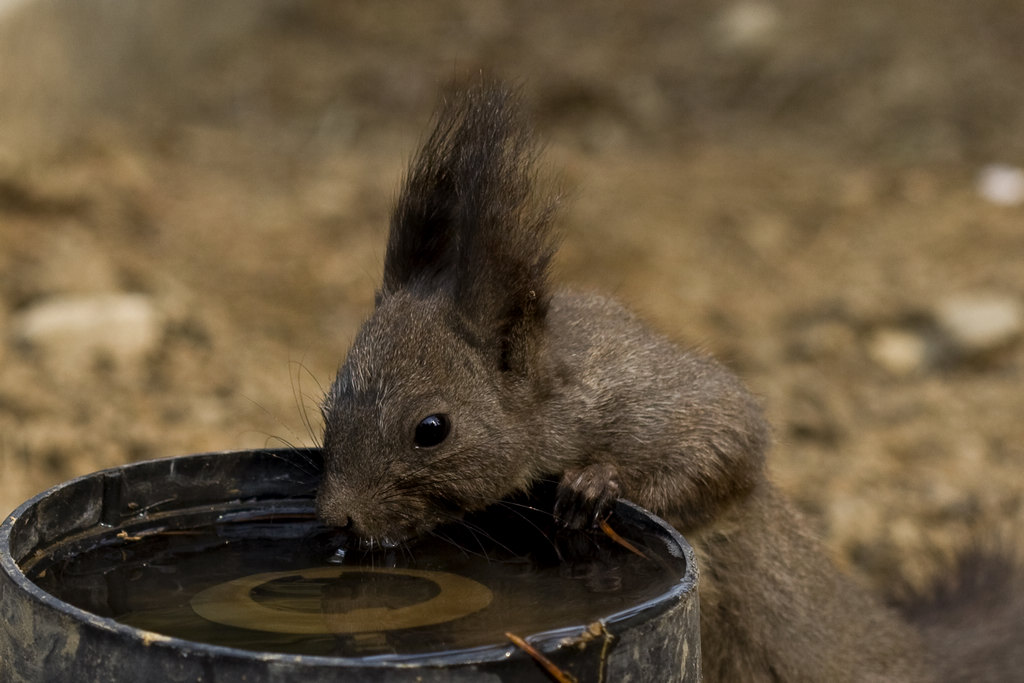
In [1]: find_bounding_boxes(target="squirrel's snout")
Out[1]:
[321,511,352,530]
[315,488,353,530]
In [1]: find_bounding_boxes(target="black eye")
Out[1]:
[414,414,451,449]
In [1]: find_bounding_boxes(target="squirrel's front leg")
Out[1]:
[554,462,622,529]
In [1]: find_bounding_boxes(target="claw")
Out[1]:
[554,463,621,530]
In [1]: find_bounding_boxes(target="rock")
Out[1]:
[934,293,1023,358]
[11,293,163,364]
[715,1,782,53]
[867,327,930,376]
[0,0,32,21]
[976,164,1024,206]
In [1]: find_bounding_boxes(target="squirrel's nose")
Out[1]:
[321,510,352,530]
[315,492,353,529]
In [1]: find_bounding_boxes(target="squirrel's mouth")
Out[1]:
[315,517,420,555]
[318,508,448,548]
[339,520,443,553]
[351,511,451,546]
[354,534,407,551]
[315,483,466,547]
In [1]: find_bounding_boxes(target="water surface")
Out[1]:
[29,503,687,657]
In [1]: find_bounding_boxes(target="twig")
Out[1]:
[598,519,649,560]
[505,631,578,683]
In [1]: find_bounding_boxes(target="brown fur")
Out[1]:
[317,79,1017,681]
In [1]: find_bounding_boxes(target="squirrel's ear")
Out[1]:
[382,79,560,374]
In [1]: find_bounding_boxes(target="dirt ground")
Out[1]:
[2,1,1022,598]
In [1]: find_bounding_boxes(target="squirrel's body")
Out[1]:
[541,292,931,681]
[317,80,1017,682]
[538,291,768,532]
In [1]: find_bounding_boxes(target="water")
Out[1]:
[27,502,687,658]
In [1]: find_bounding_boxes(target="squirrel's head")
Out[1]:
[316,80,559,543]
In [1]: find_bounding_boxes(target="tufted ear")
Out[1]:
[380,79,560,374]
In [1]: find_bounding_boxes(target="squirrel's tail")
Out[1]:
[893,546,1024,682]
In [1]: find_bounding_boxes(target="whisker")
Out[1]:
[260,443,324,482]
[240,393,313,452]
[290,358,328,447]
[428,521,499,562]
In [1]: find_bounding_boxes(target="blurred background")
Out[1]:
[1,0,1022,596]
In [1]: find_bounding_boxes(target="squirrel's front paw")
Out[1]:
[555,463,622,529]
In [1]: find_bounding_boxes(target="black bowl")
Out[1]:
[0,448,700,682]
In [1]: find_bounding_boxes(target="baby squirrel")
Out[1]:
[316,80,1015,682]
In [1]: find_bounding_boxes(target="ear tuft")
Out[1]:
[381,78,560,374]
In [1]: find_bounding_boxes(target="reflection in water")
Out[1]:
[192,567,492,634]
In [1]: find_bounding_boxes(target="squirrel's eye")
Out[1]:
[414,414,451,449]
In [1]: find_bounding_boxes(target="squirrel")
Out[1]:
[315,79,1021,682]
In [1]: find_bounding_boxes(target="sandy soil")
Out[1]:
[2,0,1022,597]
